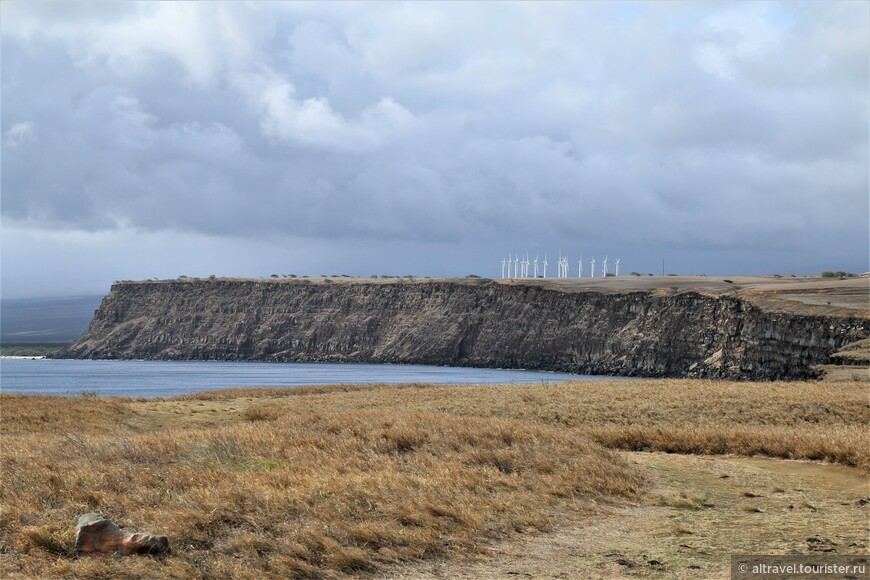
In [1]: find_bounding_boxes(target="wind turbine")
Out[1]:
[514,254,520,278]
[524,253,530,278]
[533,255,539,278]
[543,254,548,278]
[501,256,506,279]
[591,257,596,279]
[578,256,583,278]
[564,255,569,278]
[615,258,620,277]
[602,256,608,278]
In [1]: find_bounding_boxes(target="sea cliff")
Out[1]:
[58,279,869,379]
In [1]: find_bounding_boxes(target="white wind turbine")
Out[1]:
[590,257,596,278]
[615,258,620,277]
[514,254,520,278]
[501,256,506,279]
[543,254,548,278]
[602,256,608,278]
[578,256,583,278]
[533,255,539,278]
[524,253,530,278]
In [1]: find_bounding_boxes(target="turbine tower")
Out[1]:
[578,256,583,278]
[602,256,608,278]
[591,257,595,279]
[615,258,620,277]
[543,254,548,278]
[514,254,519,278]
[501,256,506,279]
[533,255,539,278]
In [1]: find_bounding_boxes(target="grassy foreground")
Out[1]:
[1,379,868,579]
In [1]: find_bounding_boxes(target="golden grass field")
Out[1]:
[1,378,868,579]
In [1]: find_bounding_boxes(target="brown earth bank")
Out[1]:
[1,379,867,579]
[57,277,869,380]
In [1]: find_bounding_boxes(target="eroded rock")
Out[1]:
[75,513,169,557]
[56,279,870,380]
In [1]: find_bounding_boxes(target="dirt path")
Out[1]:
[386,452,869,579]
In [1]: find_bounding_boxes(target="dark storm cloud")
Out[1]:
[1,1,868,296]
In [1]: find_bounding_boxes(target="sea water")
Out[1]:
[0,358,620,398]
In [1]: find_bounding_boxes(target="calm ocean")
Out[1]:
[0,359,618,398]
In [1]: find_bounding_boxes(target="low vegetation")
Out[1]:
[1,393,642,579]
[1,378,866,578]
[169,379,870,470]
[0,344,64,357]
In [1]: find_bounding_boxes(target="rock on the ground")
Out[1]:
[75,513,169,556]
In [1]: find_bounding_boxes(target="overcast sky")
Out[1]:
[2,1,868,298]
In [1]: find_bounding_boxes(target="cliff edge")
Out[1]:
[57,278,869,380]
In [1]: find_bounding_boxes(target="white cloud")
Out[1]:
[1,2,268,87]
[256,78,413,151]
[3,122,37,148]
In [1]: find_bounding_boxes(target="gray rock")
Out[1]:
[56,279,869,380]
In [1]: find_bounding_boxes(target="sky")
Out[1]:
[1,1,868,298]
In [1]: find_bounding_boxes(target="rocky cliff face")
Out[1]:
[58,279,869,379]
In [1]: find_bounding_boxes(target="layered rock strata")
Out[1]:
[58,279,869,380]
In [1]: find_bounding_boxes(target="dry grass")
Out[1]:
[0,395,131,436]
[0,396,642,579]
[163,379,870,469]
[1,377,867,578]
